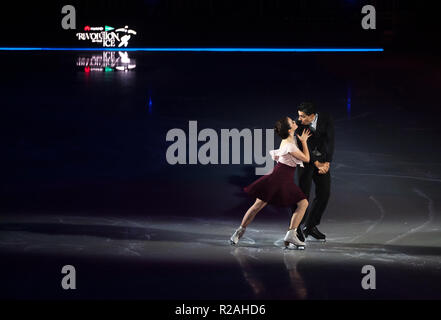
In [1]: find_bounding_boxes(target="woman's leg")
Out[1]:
[240,198,267,228]
[283,199,309,248]
[289,199,308,230]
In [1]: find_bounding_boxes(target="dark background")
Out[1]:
[1,1,441,217]
[0,0,439,51]
[1,1,441,301]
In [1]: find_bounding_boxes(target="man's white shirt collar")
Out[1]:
[310,113,318,130]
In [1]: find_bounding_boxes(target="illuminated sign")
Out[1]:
[76,25,137,47]
[76,51,136,72]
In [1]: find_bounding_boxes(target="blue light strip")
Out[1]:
[0,47,384,52]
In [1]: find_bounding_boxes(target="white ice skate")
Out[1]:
[283,228,306,250]
[230,226,246,245]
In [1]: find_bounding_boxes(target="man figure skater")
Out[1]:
[293,102,334,242]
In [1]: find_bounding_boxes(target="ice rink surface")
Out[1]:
[1,51,440,299]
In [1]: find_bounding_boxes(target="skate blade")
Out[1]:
[284,243,305,250]
[305,236,326,242]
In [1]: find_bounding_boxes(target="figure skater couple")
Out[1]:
[230,102,334,249]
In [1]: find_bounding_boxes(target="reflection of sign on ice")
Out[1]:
[76,25,137,47]
[115,52,135,71]
[76,51,136,72]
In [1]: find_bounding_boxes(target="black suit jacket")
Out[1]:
[295,112,335,164]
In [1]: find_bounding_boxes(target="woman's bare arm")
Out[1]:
[289,129,311,162]
[289,140,310,163]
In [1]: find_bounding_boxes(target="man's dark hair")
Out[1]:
[274,117,291,139]
[298,102,316,116]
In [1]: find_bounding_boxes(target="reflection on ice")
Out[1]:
[1,213,441,299]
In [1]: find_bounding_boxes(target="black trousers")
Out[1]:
[291,164,331,229]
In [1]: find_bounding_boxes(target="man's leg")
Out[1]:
[307,170,331,228]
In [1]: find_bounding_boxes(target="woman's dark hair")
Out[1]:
[297,102,316,116]
[274,117,291,139]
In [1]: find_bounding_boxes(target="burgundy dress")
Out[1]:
[243,140,307,207]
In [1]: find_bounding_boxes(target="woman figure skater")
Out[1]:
[230,116,311,249]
